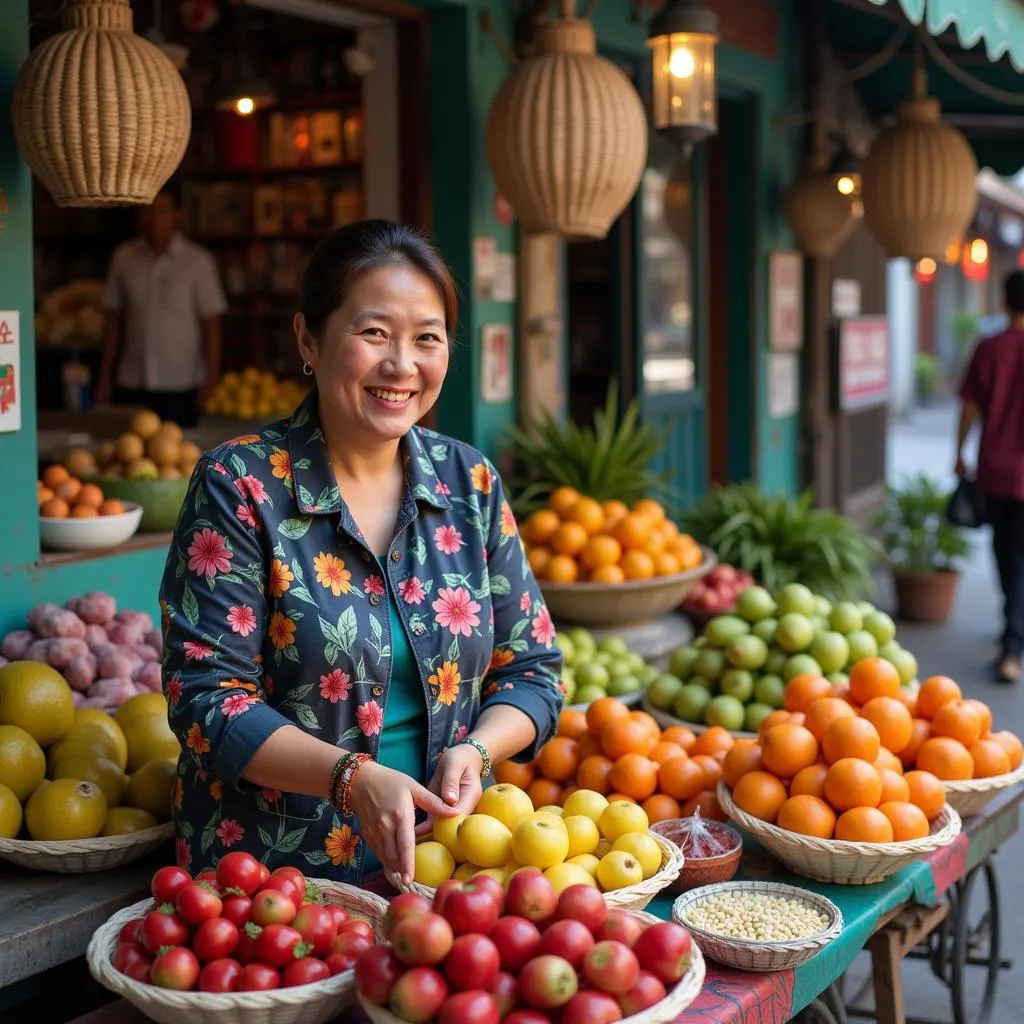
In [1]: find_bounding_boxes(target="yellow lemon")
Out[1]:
[0,782,23,838]
[102,807,159,836]
[599,801,649,843]
[544,862,598,893]
[457,814,513,868]
[125,759,177,822]
[432,813,467,862]
[414,841,456,887]
[526,810,564,827]
[613,833,663,879]
[0,724,46,802]
[114,692,168,731]
[454,862,482,882]
[71,710,128,771]
[0,662,75,747]
[50,754,127,808]
[563,814,600,858]
[562,789,609,825]
[567,853,600,877]
[25,779,107,841]
[536,805,564,818]
[511,816,570,870]
[122,715,179,773]
[475,784,535,833]
[596,850,644,892]
[473,866,507,884]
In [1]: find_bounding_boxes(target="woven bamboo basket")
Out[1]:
[717,781,961,885]
[672,881,843,972]
[640,693,757,741]
[357,909,706,1024]
[87,880,389,1024]
[0,822,172,873]
[390,830,684,912]
[942,764,1024,818]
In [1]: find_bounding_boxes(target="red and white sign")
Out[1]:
[769,250,803,351]
[839,316,889,411]
[0,311,20,432]
[481,324,512,404]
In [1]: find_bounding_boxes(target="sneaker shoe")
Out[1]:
[996,656,1021,683]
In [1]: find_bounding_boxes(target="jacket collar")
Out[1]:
[286,391,453,520]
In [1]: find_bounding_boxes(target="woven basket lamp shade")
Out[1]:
[484,2,649,240]
[861,70,977,262]
[12,0,192,208]
[783,153,862,258]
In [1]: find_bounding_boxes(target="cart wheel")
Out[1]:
[950,860,1001,1024]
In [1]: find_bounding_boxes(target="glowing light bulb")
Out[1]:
[836,175,855,196]
[669,46,696,79]
[969,238,989,264]
[235,96,255,116]
[918,258,936,276]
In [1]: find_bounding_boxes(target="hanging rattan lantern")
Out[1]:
[861,69,977,261]
[783,152,862,258]
[662,155,692,245]
[11,0,191,208]
[484,0,649,240]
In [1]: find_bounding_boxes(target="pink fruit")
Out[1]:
[389,967,448,1023]
[444,933,500,992]
[1,630,35,660]
[77,591,118,625]
[582,940,640,995]
[488,915,541,972]
[632,921,693,984]
[391,912,454,967]
[594,910,645,948]
[442,883,501,937]
[554,884,607,933]
[535,919,594,969]
[618,971,667,1015]
[487,971,519,1016]
[561,990,623,1024]
[505,869,557,925]
[64,654,98,692]
[437,991,501,1024]
[354,946,403,1005]
[383,892,433,938]
[518,955,578,1010]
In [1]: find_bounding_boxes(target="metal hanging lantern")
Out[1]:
[646,0,719,153]
[783,153,863,258]
[484,0,649,240]
[11,0,191,208]
[214,1,277,116]
[829,143,862,198]
[861,69,978,261]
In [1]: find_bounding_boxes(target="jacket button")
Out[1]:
[369,594,381,606]
[413,623,426,636]
[390,550,401,562]
[362,551,371,562]
[372,685,384,697]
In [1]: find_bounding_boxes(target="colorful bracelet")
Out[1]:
[328,752,371,811]
[340,753,373,816]
[457,737,492,780]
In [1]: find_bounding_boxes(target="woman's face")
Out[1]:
[296,264,450,446]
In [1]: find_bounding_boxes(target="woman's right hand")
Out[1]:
[348,761,459,885]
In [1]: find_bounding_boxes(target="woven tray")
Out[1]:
[641,693,758,741]
[942,764,1024,818]
[716,781,962,885]
[87,880,389,1024]
[0,822,173,873]
[357,908,706,1024]
[390,830,685,912]
[672,880,843,972]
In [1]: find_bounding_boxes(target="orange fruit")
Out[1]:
[548,486,581,518]
[803,698,856,742]
[40,497,71,518]
[559,785,578,806]
[612,513,651,551]
[873,748,904,775]
[37,486,55,505]
[642,793,682,823]
[566,497,605,535]
[823,758,883,811]
[550,522,589,557]
[860,696,914,755]
[42,464,70,489]
[649,741,687,766]
[630,711,661,741]
[849,657,901,704]
[576,754,615,794]
[620,549,656,580]
[527,546,553,576]
[544,555,580,582]
[99,498,125,516]
[578,733,603,760]
[915,737,973,781]
[691,726,736,757]
[527,777,564,808]
[777,795,836,839]
[658,757,705,802]
[732,771,789,823]
[900,719,932,768]
[879,801,930,841]
[537,737,581,782]
[641,532,666,558]
[608,753,659,800]
[558,709,589,741]
[494,759,535,789]
[691,754,723,790]
[992,730,1024,770]
[70,504,99,518]
[661,726,697,752]
[784,675,834,713]
[605,793,637,805]
[895,688,918,716]
[681,790,726,821]
[835,806,894,843]
[633,499,666,522]
[54,477,82,503]
[721,742,764,788]
[961,699,993,737]
[761,724,819,778]
[823,716,881,765]
[601,500,629,527]
[832,684,853,704]
[904,770,946,820]
[930,701,984,748]
[524,509,560,544]
[758,710,794,741]
[653,552,683,577]
[589,564,626,583]
[789,763,828,798]
[75,483,105,509]
[879,768,910,804]
[579,535,623,571]
[969,738,1011,779]
[601,718,655,759]
[916,676,962,720]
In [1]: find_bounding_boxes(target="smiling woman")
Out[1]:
[159,220,564,886]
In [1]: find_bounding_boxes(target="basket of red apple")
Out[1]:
[86,854,390,1024]
[681,564,756,627]
[355,873,706,1024]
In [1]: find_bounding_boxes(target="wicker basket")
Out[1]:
[357,909,706,1024]
[716,781,961,885]
[640,693,757,741]
[539,548,716,628]
[390,831,685,912]
[87,880,389,1024]
[672,881,843,972]
[942,765,1024,819]
[0,822,172,873]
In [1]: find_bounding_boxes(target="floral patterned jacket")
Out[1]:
[159,392,563,881]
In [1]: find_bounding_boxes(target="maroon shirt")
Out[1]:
[960,327,1024,500]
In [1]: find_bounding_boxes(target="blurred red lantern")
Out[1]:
[913,257,937,283]
[962,237,989,281]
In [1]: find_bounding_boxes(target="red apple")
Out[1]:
[437,990,501,1024]
[503,1012,551,1024]
[594,910,645,948]
[561,990,623,1024]
[518,954,578,1010]
[391,912,455,967]
[433,879,465,915]
[618,971,667,1015]
[488,916,542,972]
[554,884,608,934]
[330,931,373,958]
[442,884,501,937]
[469,875,506,911]
[444,933,500,991]
[536,919,594,969]
[383,892,433,939]
[389,966,449,1023]
[505,870,557,925]
[632,921,692,984]
[487,971,519,1017]
[583,940,640,995]
[354,945,404,1005]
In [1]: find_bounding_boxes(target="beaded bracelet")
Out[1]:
[456,737,492,780]
[340,753,373,816]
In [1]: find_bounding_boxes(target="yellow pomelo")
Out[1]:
[114,692,168,731]
[102,807,159,836]
[50,753,127,808]
[123,715,179,773]
[25,779,107,841]
[71,710,128,770]
[0,662,74,747]
[0,724,46,801]
[125,759,177,822]
[0,783,23,838]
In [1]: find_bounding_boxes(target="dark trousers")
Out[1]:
[113,386,201,428]
[987,495,1024,658]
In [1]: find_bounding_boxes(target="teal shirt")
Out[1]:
[363,557,428,875]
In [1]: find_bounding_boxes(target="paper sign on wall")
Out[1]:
[481,324,513,404]
[473,236,498,297]
[768,352,798,419]
[0,312,21,433]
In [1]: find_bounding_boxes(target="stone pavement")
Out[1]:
[841,401,1023,1023]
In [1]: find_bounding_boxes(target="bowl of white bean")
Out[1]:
[671,880,843,973]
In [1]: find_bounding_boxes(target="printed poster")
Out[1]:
[0,312,21,433]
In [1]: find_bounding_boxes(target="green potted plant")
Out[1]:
[915,352,940,406]
[873,474,971,623]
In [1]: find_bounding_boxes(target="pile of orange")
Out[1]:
[720,658,1024,844]
[496,696,736,824]
[521,488,703,585]
[38,465,125,519]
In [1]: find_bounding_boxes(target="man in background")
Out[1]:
[956,269,1024,683]
[97,182,227,427]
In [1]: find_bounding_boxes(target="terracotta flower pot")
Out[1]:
[892,568,960,624]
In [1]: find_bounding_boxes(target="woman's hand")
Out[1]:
[418,744,484,834]
[348,761,457,885]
